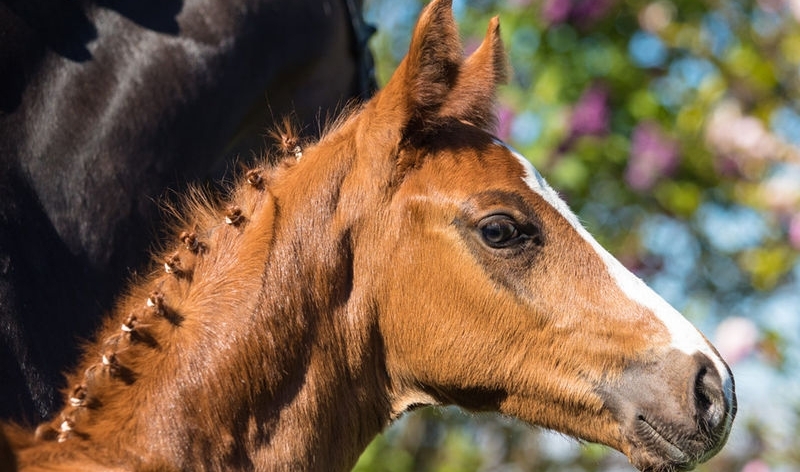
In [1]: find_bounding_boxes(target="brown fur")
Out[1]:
[1,1,733,471]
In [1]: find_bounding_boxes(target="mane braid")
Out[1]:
[30,155,282,452]
[24,110,358,454]
[262,102,362,167]
[268,115,304,160]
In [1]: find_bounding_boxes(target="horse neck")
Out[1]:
[29,144,391,471]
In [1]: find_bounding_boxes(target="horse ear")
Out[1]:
[439,16,508,131]
[367,0,462,133]
[355,0,506,175]
[403,0,462,123]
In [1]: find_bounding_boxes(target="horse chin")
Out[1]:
[624,414,706,472]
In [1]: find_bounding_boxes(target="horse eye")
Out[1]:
[479,215,522,248]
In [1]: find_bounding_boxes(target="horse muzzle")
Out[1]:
[599,350,736,472]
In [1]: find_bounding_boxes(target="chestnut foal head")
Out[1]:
[2,0,735,471]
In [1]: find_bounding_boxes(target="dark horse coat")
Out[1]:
[0,0,375,423]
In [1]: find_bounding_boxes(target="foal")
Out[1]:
[2,1,735,470]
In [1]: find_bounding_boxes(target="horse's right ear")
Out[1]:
[355,0,508,173]
[438,16,508,131]
[358,0,463,146]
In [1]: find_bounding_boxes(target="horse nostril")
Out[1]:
[694,363,726,434]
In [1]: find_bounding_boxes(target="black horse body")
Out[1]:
[0,0,375,423]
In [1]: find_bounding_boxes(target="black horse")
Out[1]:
[0,0,375,423]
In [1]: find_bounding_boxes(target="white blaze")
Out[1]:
[495,140,733,398]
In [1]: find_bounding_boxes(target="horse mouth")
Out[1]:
[632,415,699,472]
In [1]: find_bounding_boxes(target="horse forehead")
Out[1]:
[489,140,577,221]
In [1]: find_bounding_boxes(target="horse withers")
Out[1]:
[2,0,735,470]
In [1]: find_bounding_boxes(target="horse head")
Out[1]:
[337,1,735,469]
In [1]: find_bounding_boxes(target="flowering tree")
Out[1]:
[356,0,800,471]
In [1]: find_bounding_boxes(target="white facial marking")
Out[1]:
[494,140,733,396]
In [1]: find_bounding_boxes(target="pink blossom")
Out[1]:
[712,153,742,178]
[757,0,784,13]
[638,1,675,33]
[542,0,571,24]
[496,105,514,142]
[542,0,615,25]
[705,100,800,170]
[463,38,482,56]
[742,459,771,472]
[789,213,800,249]
[759,167,800,214]
[569,0,616,25]
[714,317,759,365]
[570,85,609,137]
[625,121,680,191]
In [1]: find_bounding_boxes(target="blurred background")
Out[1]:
[355,0,800,470]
